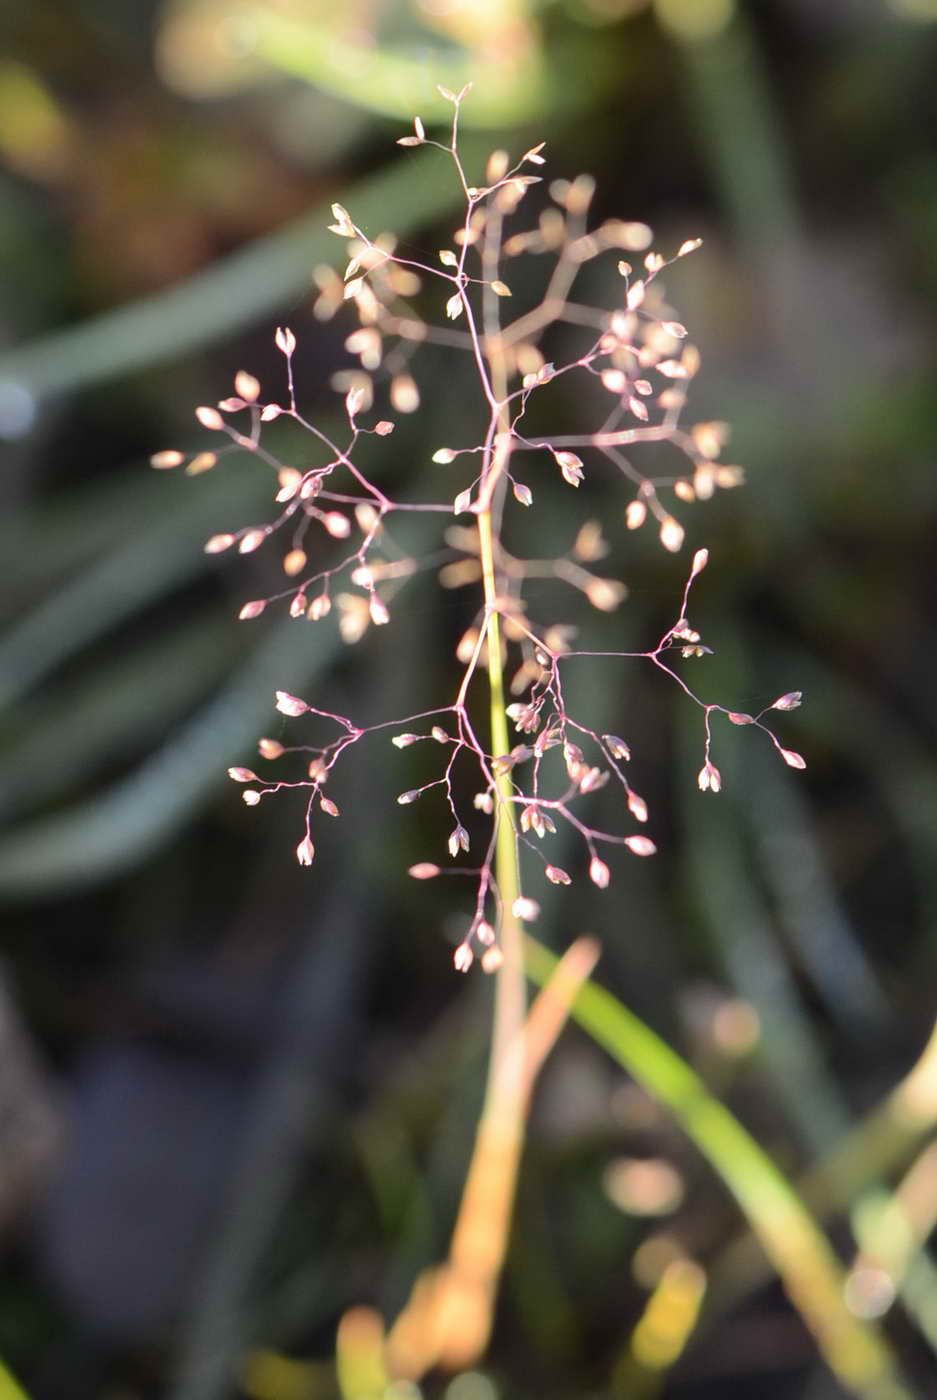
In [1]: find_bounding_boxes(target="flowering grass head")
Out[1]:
[153,85,803,971]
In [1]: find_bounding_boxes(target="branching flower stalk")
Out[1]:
[153,83,804,1367]
[153,85,803,958]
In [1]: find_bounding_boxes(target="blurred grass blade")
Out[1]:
[0,611,233,821]
[251,10,546,127]
[741,745,889,1033]
[524,936,911,1400]
[0,145,485,403]
[0,465,265,709]
[679,714,851,1157]
[0,1359,32,1400]
[0,619,341,898]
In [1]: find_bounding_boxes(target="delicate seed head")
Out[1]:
[727,711,753,726]
[476,921,496,947]
[307,593,331,621]
[369,595,390,626]
[242,789,261,806]
[296,835,315,866]
[195,406,224,430]
[432,447,456,464]
[625,835,657,856]
[780,748,807,769]
[185,452,217,477]
[481,946,503,974]
[390,375,420,413]
[228,767,257,782]
[659,517,685,553]
[283,549,307,577]
[289,593,307,618]
[323,512,351,538]
[275,691,308,717]
[698,761,722,793]
[586,578,626,612]
[772,691,803,711]
[626,500,647,530]
[579,766,609,794]
[204,533,236,554]
[589,857,611,889]
[275,326,297,355]
[238,529,266,554]
[545,865,572,885]
[486,148,509,181]
[397,789,419,805]
[454,944,474,973]
[603,734,631,761]
[554,451,584,487]
[235,370,260,403]
[238,600,266,620]
[150,450,184,469]
[258,738,284,760]
[409,863,440,880]
[628,792,648,823]
[512,896,540,922]
[320,798,339,817]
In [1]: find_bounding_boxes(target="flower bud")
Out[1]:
[481,946,504,974]
[408,863,440,880]
[275,691,308,717]
[779,748,806,769]
[545,865,572,885]
[589,857,611,889]
[454,944,474,973]
[698,761,722,793]
[625,835,656,857]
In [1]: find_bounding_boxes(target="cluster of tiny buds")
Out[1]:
[154,86,803,974]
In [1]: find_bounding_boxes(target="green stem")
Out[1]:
[478,491,526,1092]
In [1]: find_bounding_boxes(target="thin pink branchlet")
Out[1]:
[153,85,803,973]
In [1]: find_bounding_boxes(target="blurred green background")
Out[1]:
[2,1,937,1397]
